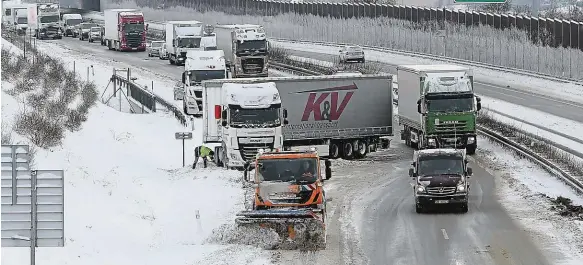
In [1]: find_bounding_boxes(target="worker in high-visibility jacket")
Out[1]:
[193,145,214,169]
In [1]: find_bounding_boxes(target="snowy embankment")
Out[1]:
[1,38,272,265]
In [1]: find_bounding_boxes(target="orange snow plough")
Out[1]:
[237,148,332,250]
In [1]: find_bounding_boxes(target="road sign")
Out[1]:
[1,145,65,265]
[454,0,506,3]
[175,132,193,140]
[175,132,193,167]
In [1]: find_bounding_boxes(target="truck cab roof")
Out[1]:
[223,82,280,108]
[185,50,225,70]
[415,149,466,159]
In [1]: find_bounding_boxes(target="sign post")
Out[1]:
[175,132,193,167]
[1,145,65,265]
[453,0,506,3]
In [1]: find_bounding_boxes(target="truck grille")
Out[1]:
[239,143,274,162]
[435,120,468,133]
[126,35,142,47]
[269,191,315,205]
[242,58,265,74]
[180,52,187,58]
[426,187,456,195]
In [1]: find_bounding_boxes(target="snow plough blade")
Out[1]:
[235,209,326,250]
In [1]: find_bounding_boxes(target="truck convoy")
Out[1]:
[181,50,227,116]
[397,65,481,154]
[410,149,472,213]
[28,3,62,39]
[76,22,98,40]
[214,24,268,78]
[202,75,393,169]
[236,148,331,250]
[61,13,82,37]
[165,20,204,65]
[103,9,147,51]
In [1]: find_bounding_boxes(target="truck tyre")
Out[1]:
[404,127,411,147]
[215,146,224,167]
[460,203,468,213]
[416,203,424,214]
[466,143,477,155]
[342,141,354,160]
[329,142,340,159]
[354,140,368,159]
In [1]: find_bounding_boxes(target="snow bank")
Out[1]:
[1,39,273,265]
[272,41,583,103]
[475,136,583,264]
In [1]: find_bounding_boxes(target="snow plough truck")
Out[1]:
[237,148,332,250]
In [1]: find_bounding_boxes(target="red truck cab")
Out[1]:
[118,11,147,51]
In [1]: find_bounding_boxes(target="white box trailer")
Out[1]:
[214,24,268,78]
[165,20,203,65]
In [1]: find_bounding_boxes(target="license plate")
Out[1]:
[132,48,137,50]
[434,200,449,204]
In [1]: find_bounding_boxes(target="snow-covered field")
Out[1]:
[476,137,583,265]
[1,38,272,265]
[104,0,583,80]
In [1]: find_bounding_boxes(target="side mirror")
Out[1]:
[325,160,332,180]
[221,109,227,118]
[221,120,227,126]
[476,96,482,111]
[181,72,186,84]
[283,109,288,118]
[467,167,473,176]
[283,119,289,125]
[416,99,422,114]
[409,168,415,177]
[146,24,149,30]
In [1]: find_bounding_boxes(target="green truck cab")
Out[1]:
[397,65,481,154]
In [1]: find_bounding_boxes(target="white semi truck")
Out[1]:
[202,75,394,169]
[11,5,28,34]
[2,0,22,26]
[28,3,62,39]
[214,24,268,78]
[165,20,204,65]
[181,49,228,116]
[61,13,82,37]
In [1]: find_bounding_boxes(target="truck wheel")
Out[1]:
[466,143,477,155]
[329,142,340,159]
[416,203,424,214]
[342,141,354,160]
[354,140,368,159]
[460,203,468,213]
[215,146,224,167]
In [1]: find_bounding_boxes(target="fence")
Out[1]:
[109,74,189,126]
[136,0,583,80]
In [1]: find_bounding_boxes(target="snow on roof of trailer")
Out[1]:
[424,72,472,93]
[398,64,470,72]
[167,20,202,24]
[216,24,262,29]
[119,11,143,16]
[107,8,137,11]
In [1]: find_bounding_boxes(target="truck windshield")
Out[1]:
[257,158,318,183]
[418,156,463,176]
[178,37,201,48]
[81,23,97,29]
[426,98,474,112]
[151,42,164,47]
[236,40,266,52]
[187,70,224,84]
[91,28,100,32]
[123,23,144,32]
[229,105,281,128]
[17,17,27,24]
[39,15,59,23]
[66,19,81,26]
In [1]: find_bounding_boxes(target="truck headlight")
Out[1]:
[428,138,436,147]
[416,186,425,193]
[467,136,475,144]
[457,185,466,193]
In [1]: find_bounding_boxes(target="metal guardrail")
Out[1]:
[110,74,157,112]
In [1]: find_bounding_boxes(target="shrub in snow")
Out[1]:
[1,31,99,148]
[111,0,583,80]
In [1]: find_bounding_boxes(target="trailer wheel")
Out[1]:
[342,141,354,160]
[329,142,341,159]
[355,140,368,159]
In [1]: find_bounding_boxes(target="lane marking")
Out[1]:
[441,228,449,240]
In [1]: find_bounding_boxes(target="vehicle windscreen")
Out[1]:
[236,40,266,52]
[347,46,362,52]
[229,104,281,128]
[39,15,59,23]
[66,18,82,26]
[151,42,163,48]
[91,27,100,32]
[17,17,27,24]
[417,156,464,177]
[81,23,97,29]
[187,70,224,84]
[123,23,144,32]
[426,97,474,112]
[177,37,201,48]
[257,158,318,183]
